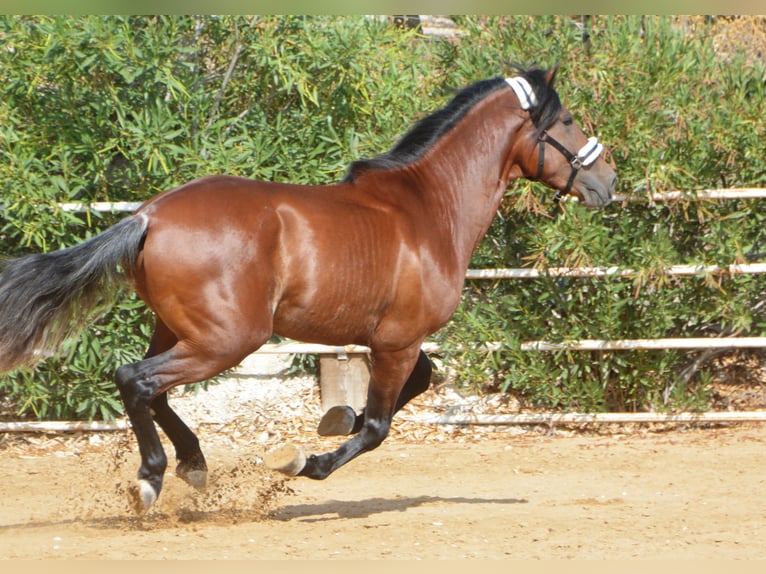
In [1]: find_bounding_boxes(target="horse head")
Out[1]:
[506,66,616,208]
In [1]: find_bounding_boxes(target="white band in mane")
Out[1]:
[505,76,537,110]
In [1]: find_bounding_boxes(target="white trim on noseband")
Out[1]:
[577,137,604,167]
[505,76,537,110]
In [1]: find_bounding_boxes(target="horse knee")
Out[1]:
[360,417,391,450]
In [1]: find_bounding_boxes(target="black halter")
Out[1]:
[536,132,604,203]
[537,132,580,203]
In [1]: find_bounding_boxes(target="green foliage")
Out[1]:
[0,16,764,418]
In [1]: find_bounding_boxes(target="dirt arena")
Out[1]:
[2,354,766,560]
[1,418,765,559]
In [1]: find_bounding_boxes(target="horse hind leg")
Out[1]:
[151,392,207,488]
[115,355,171,513]
[317,349,433,436]
[144,321,208,489]
[116,342,248,513]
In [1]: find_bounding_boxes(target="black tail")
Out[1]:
[0,215,149,373]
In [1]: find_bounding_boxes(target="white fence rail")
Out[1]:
[59,201,143,212]
[6,409,766,434]
[613,187,766,202]
[466,263,766,280]
[257,338,766,356]
[405,410,766,426]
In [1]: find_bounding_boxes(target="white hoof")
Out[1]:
[128,479,157,514]
[264,444,307,476]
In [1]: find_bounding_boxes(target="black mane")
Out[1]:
[343,66,562,182]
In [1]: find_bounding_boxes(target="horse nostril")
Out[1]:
[609,174,617,196]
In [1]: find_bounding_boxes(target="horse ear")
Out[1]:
[545,63,560,87]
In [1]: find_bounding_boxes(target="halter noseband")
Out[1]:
[506,76,604,203]
[537,133,604,202]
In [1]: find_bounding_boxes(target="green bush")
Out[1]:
[0,15,764,419]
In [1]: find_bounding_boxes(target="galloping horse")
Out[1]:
[0,65,616,513]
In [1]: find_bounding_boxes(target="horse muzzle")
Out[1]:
[574,170,617,208]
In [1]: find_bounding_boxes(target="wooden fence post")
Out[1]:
[318,352,370,414]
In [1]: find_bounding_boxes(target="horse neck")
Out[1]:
[410,92,524,267]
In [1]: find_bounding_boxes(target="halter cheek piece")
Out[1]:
[506,76,604,203]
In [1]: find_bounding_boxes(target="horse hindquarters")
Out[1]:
[117,265,277,512]
[119,213,282,512]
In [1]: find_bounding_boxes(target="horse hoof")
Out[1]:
[264,444,307,476]
[176,457,208,489]
[177,468,208,489]
[128,479,157,514]
[317,405,356,436]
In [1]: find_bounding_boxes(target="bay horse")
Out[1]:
[0,65,616,513]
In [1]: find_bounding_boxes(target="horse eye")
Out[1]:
[562,115,574,126]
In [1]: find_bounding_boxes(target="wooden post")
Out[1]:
[318,351,370,414]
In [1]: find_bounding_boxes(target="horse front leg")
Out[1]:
[266,345,422,479]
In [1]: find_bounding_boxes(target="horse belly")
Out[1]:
[271,277,385,346]
[271,244,442,349]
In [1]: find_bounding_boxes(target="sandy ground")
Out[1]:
[1,420,765,559]
[1,354,766,560]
